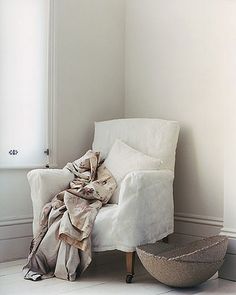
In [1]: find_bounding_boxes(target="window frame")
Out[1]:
[47,0,57,169]
[0,0,57,170]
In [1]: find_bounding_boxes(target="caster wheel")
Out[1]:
[126,274,133,283]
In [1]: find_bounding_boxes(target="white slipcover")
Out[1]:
[28,118,179,252]
[92,118,179,171]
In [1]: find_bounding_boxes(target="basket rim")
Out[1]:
[136,248,224,265]
[136,235,228,262]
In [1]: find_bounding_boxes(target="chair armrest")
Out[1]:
[27,168,74,236]
[116,170,174,250]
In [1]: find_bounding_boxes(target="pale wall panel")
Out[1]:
[125,0,231,219]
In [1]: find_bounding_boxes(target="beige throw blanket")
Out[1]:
[23,150,116,281]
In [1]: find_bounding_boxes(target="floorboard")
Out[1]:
[0,255,236,295]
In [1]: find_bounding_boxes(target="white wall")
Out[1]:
[55,0,125,167]
[218,0,236,278]
[219,4,236,278]
[125,0,235,233]
[222,0,236,234]
[0,0,125,262]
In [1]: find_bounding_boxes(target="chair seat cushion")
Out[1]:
[92,204,118,251]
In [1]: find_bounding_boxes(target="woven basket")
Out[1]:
[136,235,228,288]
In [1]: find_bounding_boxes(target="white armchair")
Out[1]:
[28,118,179,283]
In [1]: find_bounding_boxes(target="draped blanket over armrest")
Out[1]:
[23,150,116,281]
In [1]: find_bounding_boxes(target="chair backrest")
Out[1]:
[92,118,180,171]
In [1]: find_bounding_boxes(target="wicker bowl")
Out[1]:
[136,235,228,288]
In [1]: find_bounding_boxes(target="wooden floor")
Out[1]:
[1,253,236,295]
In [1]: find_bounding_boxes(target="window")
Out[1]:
[0,0,52,168]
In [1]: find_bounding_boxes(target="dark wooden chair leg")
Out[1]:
[126,251,135,283]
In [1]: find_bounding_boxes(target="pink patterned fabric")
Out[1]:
[23,150,116,281]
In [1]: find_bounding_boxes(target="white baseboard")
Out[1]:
[0,212,223,262]
[0,236,32,263]
[171,212,223,245]
[0,216,33,263]
[174,212,223,227]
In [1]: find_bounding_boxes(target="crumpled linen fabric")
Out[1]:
[23,150,116,281]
